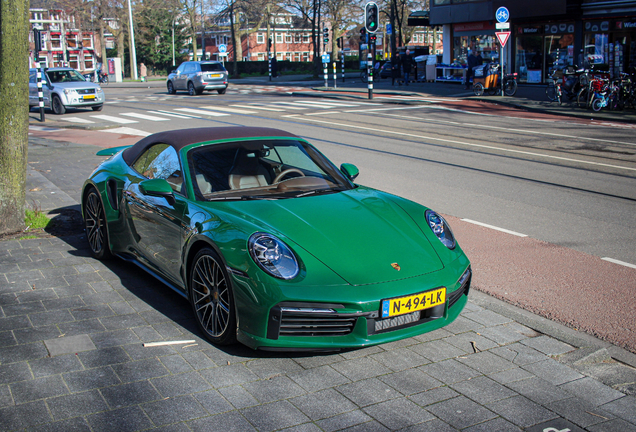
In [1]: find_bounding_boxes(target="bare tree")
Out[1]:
[0,0,30,234]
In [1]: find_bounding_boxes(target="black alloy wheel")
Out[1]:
[84,189,112,260]
[188,82,196,96]
[167,81,176,95]
[189,248,237,345]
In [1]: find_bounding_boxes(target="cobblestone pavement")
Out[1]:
[1,139,635,431]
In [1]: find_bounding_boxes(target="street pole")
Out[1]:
[172,19,175,67]
[201,1,206,60]
[126,0,138,80]
[367,52,373,99]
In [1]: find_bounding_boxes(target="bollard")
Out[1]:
[333,62,337,89]
[268,56,272,81]
[341,53,345,83]
[323,63,328,88]
[367,53,373,100]
[37,62,45,122]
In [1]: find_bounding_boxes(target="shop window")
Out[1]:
[515,35,543,83]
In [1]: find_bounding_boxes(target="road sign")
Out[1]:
[386,23,392,34]
[322,53,330,64]
[218,44,227,53]
[495,22,510,30]
[495,6,509,23]
[496,31,511,47]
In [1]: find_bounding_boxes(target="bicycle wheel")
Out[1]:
[360,71,367,82]
[577,88,589,109]
[504,79,517,96]
[592,98,604,112]
[101,75,109,86]
[546,83,557,101]
[556,84,562,105]
[473,83,484,96]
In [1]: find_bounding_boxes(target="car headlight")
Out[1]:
[96,86,102,92]
[248,233,299,280]
[63,88,76,95]
[425,210,456,249]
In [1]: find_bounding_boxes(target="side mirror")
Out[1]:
[140,178,175,205]
[340,163,359,182]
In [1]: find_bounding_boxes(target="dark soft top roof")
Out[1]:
[121,127,299,165]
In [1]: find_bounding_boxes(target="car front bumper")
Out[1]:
[60,91,105,107]
[233,263,471,350]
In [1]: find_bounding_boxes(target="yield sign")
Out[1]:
[496,31,511,47]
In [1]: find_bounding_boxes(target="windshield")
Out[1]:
[46,69,87,83]
[188,139,354,201]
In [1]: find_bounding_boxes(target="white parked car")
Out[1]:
[29,67,106,114]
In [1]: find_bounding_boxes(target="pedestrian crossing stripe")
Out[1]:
[120,112,170,121]
[100,127,151,137]
[90,115,138,124]
[59,117,94,124]
[174,108,230,117]
[231,104,285,112]
[200,106,257,114]
[148,110,194,119]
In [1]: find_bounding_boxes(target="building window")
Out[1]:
[257,33,264,44]
[82,33,93,49]
[294,33,301,43]
[285,33,292,43]
[276,33,282,43]
[303,34,310,43]
[303,52,309,62]
[66,33,79,48]
[258,53,265,61]
[51,33,62,49]
[84,53,94,70]
[294,52,300,61]
[69,53,79,69]
[285,52,292,60]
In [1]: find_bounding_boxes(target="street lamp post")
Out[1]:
[126,0,138,79]
[172,19,175,67]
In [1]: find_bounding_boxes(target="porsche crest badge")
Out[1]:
[391,263,401,271]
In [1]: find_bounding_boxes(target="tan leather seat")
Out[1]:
[228,150,271,190]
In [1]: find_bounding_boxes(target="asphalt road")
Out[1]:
[28,81,636,352]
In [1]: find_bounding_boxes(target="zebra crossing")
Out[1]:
[60,100,387,127]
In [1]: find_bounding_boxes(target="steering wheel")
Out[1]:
[274,168,305,183]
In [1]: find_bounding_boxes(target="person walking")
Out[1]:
[391,55,401,86]
[465,50,478,89]
[401,50,414,85]
[139,63,147,82]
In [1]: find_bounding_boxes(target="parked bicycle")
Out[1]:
[83,70,109,86]
[473,64,518,96]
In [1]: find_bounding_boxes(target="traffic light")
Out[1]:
[370,34,377,44]
[365,2,379,33]
[323,27,329,43]
[267,38,272,50]
[337,37,341,48]
[33,29,42,51]
[360,27,366,41]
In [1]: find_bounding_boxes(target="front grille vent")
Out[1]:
[279,309,357,337]
[77,88,96,94]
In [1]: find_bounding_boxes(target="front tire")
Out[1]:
[577,88,589,109]
[473,83,484,96]
[167,81,176,95]
[84,188,112,260]
[91,105,103,111]
[504,79,517,96]
[189,248,237,345]
[51,95,66,115]
[546,83,557,101]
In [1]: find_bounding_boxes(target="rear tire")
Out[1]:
[473,83,484,96]
[91,105,103,111]
[577,88,589,109]
[592,98,603,112]
[546,83,557,101]
[84,188,112,260]
[217,88,226,95]
[188,82,197,96]
[504,79,517,96]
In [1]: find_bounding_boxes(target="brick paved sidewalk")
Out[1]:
[0,155,635,431]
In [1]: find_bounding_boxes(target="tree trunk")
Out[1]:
[0,0,30,234]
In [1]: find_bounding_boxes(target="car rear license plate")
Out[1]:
[83,95,95,100]
[381,287,446,318]
[208,73,222,78]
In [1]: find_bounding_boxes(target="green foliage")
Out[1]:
[135,5,189,74]
[25,208,51,230]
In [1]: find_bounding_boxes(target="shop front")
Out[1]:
[452,22,497,65]
[582,18,636,77]
[514,22,575,83]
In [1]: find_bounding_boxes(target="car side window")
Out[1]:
[29,72,37,83]
[176,63,186,74]
[184,63,196,74]
[132,144,184,195]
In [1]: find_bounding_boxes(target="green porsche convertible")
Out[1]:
[82,127,471,350]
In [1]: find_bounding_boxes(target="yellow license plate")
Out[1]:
[209,73,221,78]
[381,287,446,318]
[83,95,95,100]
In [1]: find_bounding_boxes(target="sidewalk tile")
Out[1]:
[522,358,584,385]
[86,406,153,432]
[194,389,234,415]
[43,333,94,356]
[409,386,459,407]
[560,377,626,406]
[290,388,357,421]
[462,309,512,326]
[200,363,259,388]
[547,397,616,428]
[240,400,310,432]
[152,371,211,398]
[182,350,218,369]
[142,394,208,425]
[218,384,259,409]
[336,378,402,407]
[28,309,74,327]
[599,396,636,424]
[443,331,499,352]
[488,367,534,384]
[370,347,430,371]
[506,376,572,405]
[442,316,485,334]
[28,416,92,432]
[89,328,140,348]
[0,400,52,429]
[487,395,558,428]
[450,376,517,404]
[587,418,636,432]
[2,301,46,317]
[0,331,16,347]
[0,315,31,331]
[330,356,392,381]
[111,357,169,382]
[0,341,48,363]
[99,313,148,331]
[288,364,350,392]
[47,389,109,420]
[426,395,498,429]
[521,335,575,356]
[455,351,516,374]
[401,418,460,431]
[245,357,303,379]
[491,343,550,365]
[70,304,115,321]
[29,353,83,378]
[58,318,106,336]
[100,380,162,409]
[63,366,121,392]
[419,358,481,385]
[379,368,443,396]
[409,339,466,362]
[363,397,435,430]
[10,375,68,404]
[242,375,306,403]
[42,296,85,311]
[187,411,256,432]
[54,283,94,297]
[315,409,372,432]
[462,417,522,432]
[0,362,33,384]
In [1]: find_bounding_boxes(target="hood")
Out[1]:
[50,82,102,91]
[221,187,444,285]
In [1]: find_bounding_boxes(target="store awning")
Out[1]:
[408,11,430,27]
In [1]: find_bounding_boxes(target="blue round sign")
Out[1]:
[218,44,227,53]
[495,7,509,23]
